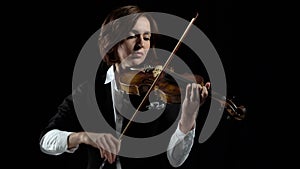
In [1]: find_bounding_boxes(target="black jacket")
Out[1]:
[40,61,180,169]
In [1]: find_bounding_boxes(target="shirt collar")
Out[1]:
[104,65,115,84]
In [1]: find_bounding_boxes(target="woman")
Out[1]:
[40,5,210,169]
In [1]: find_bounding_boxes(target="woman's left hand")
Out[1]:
[179,82,210,133]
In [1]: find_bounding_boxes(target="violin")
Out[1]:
[118,65,246,121]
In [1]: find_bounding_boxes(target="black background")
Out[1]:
[12,0,279,168]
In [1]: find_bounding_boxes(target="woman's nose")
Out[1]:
[136,35,144,48]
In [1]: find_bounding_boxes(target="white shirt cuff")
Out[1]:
[40,129,78,155]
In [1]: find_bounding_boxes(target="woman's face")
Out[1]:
[118,16,151,69]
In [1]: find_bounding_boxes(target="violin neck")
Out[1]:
[164,69,196,84]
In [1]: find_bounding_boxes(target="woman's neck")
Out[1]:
[115,63,125,74]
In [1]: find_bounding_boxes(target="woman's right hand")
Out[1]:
[68,132,121,164]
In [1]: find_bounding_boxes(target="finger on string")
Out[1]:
[185,83,192,101]
[195,84,200,101]
[191,83,197,102]
[205,82,211,90]
[202,85,208,99]
[191,83,199,102]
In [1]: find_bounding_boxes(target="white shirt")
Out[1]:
[40,65,195,167]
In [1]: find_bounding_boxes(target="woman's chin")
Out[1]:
[130,60,144,67]
[120,58,145,69]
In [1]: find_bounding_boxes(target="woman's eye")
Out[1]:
[143,37,150,41]
[127,35,137,39]
[126,34,151,41]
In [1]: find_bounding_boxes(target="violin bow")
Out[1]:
[120,13,199,140]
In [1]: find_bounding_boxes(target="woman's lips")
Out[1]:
[133,52,144,57]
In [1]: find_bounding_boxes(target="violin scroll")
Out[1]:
[223,97,246,121]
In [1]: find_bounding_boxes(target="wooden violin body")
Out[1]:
[119,67,181,104]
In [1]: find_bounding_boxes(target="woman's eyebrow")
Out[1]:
[130,30,151,35]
